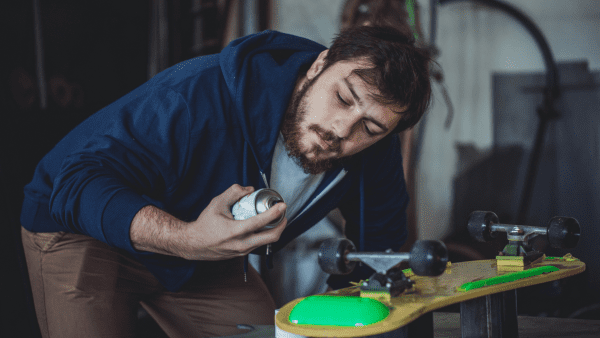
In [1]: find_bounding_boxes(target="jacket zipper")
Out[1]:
[260,171,273,259]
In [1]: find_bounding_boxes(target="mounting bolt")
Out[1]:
[508,226,526,241]
[510,227,525,236]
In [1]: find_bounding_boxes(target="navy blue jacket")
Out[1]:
[21,30,409,292]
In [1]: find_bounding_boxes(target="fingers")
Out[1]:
[219,184,255,209]
[239,214,288,252]
[240,202,287,233]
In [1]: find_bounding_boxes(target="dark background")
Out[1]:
[1,1,150,337]
[0,1,267,336]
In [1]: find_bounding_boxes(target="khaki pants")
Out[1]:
[21,227,276,338]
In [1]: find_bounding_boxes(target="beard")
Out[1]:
[280,74,356,175]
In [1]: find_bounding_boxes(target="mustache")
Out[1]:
[308,124,342,153]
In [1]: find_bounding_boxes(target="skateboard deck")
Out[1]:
[275,255,585,337]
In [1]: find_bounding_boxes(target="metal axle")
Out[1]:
[490,223,547,244]
[346,251,411,274]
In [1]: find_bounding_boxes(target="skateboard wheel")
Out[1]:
[547,216,581,249]
[468,211,499,242]
[318,238,356,275]
[409,240,449,276]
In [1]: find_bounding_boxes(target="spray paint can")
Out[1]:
[231,188,285,230]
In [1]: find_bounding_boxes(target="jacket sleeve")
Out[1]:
[327,133,409,289]
[49,86,191,253]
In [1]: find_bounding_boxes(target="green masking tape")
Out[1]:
[289,295,389,327]
[458,265,559,292]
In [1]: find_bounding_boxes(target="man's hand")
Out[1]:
[182,184,287,260]
[130,184,287,261]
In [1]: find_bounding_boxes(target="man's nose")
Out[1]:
[332,112,360,140]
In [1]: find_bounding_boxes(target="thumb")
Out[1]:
[243,202,287,232]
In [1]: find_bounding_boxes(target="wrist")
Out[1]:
[130,205,189,258]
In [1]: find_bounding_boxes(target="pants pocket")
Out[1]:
[21,227,66,252]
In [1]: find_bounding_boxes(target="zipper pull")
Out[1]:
[266,245,274,269]
[243,255,248,282]
[260,171,270,189]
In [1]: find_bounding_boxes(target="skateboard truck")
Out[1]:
[464,211,582,338]
[318,239,448,299]
[468,211,581,266]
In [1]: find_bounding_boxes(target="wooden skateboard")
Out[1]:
[275,255,585,337]
[276,212,584,337]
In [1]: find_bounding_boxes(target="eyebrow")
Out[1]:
[344,77,362,104]
[343,77,389,134]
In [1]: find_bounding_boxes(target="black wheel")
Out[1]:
[409,240,449,277]
[318,238,356,275]
[547,217,581,249]
[467,211,499,242]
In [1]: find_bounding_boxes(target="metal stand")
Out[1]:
[407,311,434,338]
[460,291,518,338]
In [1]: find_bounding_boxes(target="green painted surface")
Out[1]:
[406,0,419,40]
[289,295,390,327]
[458,266,560,292]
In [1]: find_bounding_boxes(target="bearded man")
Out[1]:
[20,25,431,337]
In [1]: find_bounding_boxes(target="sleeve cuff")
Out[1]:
[101,189,154,254]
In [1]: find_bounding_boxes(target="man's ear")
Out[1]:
[306,50,328,81]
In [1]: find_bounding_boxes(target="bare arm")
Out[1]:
[129,184,287,261]
[130,205,187,257]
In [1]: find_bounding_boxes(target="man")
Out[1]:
[21,25,431,337]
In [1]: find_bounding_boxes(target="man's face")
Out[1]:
[281,51,405,175]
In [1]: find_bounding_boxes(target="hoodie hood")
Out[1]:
[219,30,326,172]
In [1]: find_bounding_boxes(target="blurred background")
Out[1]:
[1,0,599,337]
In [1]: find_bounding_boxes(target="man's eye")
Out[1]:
[337,93,350,106]
[363,122,376,136]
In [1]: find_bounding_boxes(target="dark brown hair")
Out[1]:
[323,25,432,133]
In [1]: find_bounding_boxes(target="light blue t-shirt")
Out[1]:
[270,133,325,222]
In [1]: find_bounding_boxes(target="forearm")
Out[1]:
[130,205,188,258]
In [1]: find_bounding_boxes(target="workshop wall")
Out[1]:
[416,0,600,316]
[272,0,345,47]
[415,0,600,241]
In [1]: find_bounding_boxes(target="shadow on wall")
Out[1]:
[448,144,524,260]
